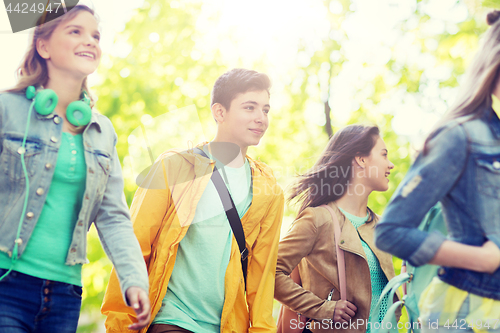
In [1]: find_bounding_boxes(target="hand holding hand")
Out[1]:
[126,286,151,331]
[333,300,357,323]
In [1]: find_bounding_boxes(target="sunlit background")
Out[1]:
[0,0,495,331]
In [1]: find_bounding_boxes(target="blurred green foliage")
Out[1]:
[77,0,491,331]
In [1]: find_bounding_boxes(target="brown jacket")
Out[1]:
[275,202,400,333]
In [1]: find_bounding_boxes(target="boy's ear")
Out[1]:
[211,103,226,123]
[36,39,50,59]
[354,156,366,169]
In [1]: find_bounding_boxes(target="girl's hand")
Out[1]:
[126,286,151,330]
[481,241,500,274]
[333,300,357,323]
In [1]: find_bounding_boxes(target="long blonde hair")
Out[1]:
[4,5,98,107]
[424,10,500,153]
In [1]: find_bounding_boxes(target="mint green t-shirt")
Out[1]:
[152,155,252,333]
[0,132,86,286]
[338,208,389,333]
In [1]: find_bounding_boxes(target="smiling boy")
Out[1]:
[102,69,285,333]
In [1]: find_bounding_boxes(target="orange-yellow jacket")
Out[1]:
[101,146,284,333]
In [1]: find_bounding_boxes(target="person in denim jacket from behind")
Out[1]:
[375,11,500,333]
[0,5,149,332]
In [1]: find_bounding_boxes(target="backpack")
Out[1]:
[372,202,447,333]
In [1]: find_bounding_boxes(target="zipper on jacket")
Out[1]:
[327,288,335,301]
[340,245,373,306]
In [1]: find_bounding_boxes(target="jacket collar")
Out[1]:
[88,112,102,132]
[35,109,102,132]
[485,107,500,140]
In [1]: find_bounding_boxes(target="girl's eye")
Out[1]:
[71,29,80,34]
[245,106,254,110]
[94,35,100,41]
[263,109,270,114]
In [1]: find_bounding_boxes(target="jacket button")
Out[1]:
[70,248,77,253]
[36,188,44,195]
[26,212,34,219]
[17,147,25,155]
[50,136,58,143]
[54,117,61,124]
[438,268,445,276]
[45,163,52,169]
[493,161,500,170]
[89,168,94,174]
[77,221,83,226]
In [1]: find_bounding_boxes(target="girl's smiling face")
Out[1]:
[361,136,395,192]
[37,10,101,81]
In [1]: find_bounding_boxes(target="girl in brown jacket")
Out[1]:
[275,125,399,333]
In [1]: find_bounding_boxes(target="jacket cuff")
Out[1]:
[407,231,446,267]
[310,300,337,320]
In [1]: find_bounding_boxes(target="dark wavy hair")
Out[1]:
[289,125,380,216]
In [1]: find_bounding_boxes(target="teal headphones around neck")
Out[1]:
[26,85,92,127]
[0,86,93,282]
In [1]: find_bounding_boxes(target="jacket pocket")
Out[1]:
[95,151,111,175]
[476,154,500,198]
[1,138,42,181]
[93,151,111,198]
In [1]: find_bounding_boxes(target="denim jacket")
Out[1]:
[375,107,500,300]
[0,92,148,299]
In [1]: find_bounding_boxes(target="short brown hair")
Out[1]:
[211,68,271,110]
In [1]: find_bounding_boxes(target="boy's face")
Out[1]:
[217,89,270,149]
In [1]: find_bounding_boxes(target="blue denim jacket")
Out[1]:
[0,92,148,299]
[375,107,500,300]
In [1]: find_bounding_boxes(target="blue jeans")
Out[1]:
[0,268,82,333]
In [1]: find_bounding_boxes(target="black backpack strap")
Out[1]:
[194,147,248,287]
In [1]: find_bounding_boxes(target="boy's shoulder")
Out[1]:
[156,147,198,167]
[247,155,283,197]
[247,156,275,179]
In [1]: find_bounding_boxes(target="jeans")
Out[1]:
[0,268,82,333]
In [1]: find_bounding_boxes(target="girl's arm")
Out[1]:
[375,124,470,267]
[93,134,149,300]
[275,207,338,320]
[429,240,500,273]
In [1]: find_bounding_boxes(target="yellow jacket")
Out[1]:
[101,146,284,333]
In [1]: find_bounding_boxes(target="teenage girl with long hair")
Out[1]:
[0,5,150,332]
[275,125,398,333]
[375,11,500,333]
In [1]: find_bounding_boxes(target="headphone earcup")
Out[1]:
[66,101,92,126]
[34,89,58,116]
[26,86,36,100]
